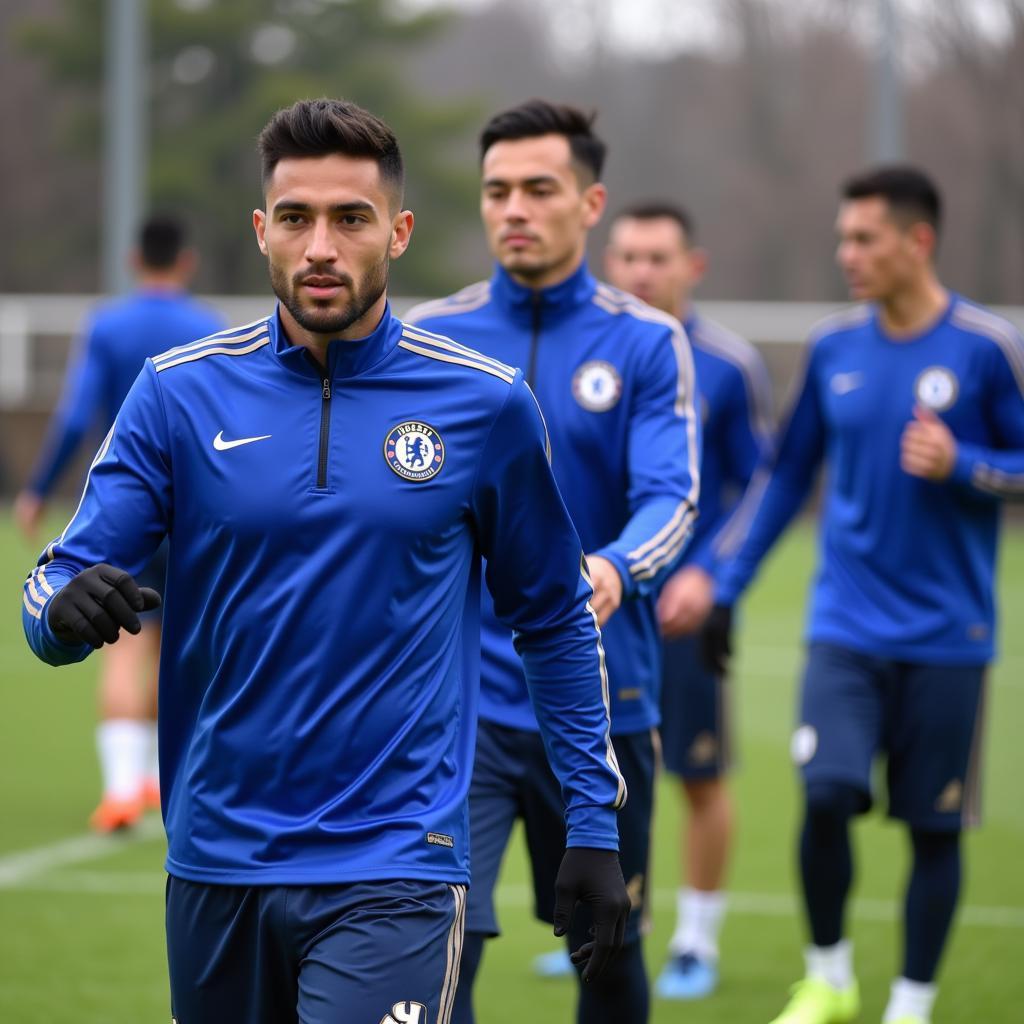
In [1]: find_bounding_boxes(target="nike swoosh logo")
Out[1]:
[830,371,865,396]
[213,430,272,451]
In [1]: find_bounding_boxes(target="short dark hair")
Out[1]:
[139,215,186,269]
[479,99,606,182]
[258,98,404,204]
[841,165,942,233]
[613,202,696,244]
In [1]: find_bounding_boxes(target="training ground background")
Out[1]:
[0,517,1021,1022]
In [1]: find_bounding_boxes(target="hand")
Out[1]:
[553,847,630,982]
[585,555,623,627]
[13,491,45,542]
[900,405,957,481]
[657,565,714,639]
[46,563,162,648]
[699,603,733,676]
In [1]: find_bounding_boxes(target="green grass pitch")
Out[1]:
[0,516,1021,1022]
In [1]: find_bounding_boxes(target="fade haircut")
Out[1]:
[614,202,696,245]
[842,165,942,234]
[258,98,404,206]
[479,99,606,183]
[139,215,186,269]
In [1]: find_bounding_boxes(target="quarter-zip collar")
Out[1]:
[489,261,597,326]
[268,301,403,380]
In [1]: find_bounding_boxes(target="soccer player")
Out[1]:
[706,166,1024,1024]
[407,101,700,1024]
[22,98,631,1024]
[13,216,223,832]
[604,202,773,999]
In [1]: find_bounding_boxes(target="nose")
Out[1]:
[305,217,338,264]
[503,188,529,223]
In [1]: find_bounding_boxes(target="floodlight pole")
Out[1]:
[870,0,905,162]
[103,0,146,295]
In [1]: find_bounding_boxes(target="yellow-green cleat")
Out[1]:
[768,977,860,1024]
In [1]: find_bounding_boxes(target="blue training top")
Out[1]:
[408,263,701,735]
[715,295,1024,664]
[27,290,224,497]
[681,313,773,573]
[23,305,626,885]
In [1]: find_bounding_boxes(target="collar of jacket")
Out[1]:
[268,301,403,380]
[489,261,597,325]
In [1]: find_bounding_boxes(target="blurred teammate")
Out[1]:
[408,101,700,1024]
[605,202,773,999]
[707,166,1024,1024]
[22,98,630,1024]
[14,216,222,832]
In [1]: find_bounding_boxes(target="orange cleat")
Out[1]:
[89,795,143,833]
[141,777,161,812]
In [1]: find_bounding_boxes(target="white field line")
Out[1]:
[0,816,164,888]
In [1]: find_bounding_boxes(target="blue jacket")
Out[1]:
[23,306,625,884]
[716,296,1024,664]
[27,290,223,497]
[408,263,701,734]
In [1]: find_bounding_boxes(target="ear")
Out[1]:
[253,208,268,256]
[909,221,937,263]
[175,248,199,282]
[389,210,415,259]
[688,246,709,285]
[581,182,607,231]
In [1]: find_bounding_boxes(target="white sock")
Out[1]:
[96,719,148,800]
[145,721,159,783]
[805,940,854,990]
[668,887,727,960]
[883,977,937,1022]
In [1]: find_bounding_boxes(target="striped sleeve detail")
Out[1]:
[22,563,57,620]
[151,318,272,367]
[397,337,516,385]
[154,331,271,373]
[691,316,774,440]
[403,281,491,325]
[712,465,772,559]
[626,501,699,581]
[400,325,516,378]
[951,303,1024,399]
[437,884,467,1024]
[970,464,1024,497]
[580,555,628,810]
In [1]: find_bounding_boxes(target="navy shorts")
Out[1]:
[135,538,169,623]
[166,876,466,1024]
[466,720,654,944]
[660,633,732,779]
[795,643,988,830]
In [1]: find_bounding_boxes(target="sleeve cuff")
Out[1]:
[565,804,620,851]
[590,548,635,600]
[950,444,978,487]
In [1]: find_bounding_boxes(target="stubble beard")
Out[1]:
[269,251,390,336]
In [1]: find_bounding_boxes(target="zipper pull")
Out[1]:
[322,377,331,400]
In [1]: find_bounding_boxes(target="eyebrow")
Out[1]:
[273,200,377,216]
[482,175,561,189]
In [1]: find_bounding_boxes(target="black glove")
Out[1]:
[46,563,161,649]
[699,602,733,676]
[552,847,630,982]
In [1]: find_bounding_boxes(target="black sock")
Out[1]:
[799,781,860,947]
[451,931,486,1024]
[903,829,961,983]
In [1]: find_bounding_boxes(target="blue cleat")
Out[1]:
[654,952,719,1000]
[532,948,574,978]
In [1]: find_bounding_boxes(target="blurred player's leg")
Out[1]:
[656,633,732,1000]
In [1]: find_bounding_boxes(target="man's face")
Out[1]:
[480,134,606,289]
[253,154,412,338]
[604,216,705,316]
[835,197,929,302]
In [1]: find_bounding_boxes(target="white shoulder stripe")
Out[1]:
[400,326,516,377]
[404,282,491,325]
[951,304,1024,398]
[152,321,271,365]
[154,334,270,373]
[397,339,515,384]
[807,305,872,341]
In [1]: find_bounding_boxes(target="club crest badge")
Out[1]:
[385,421,445,481]
[572,360,623,412]
[914,366,958,412]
